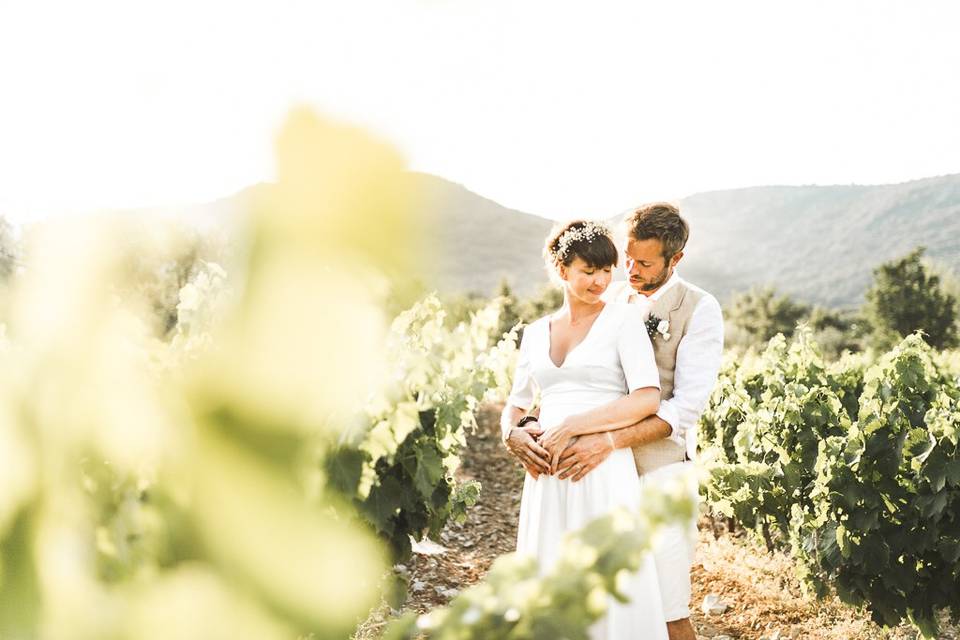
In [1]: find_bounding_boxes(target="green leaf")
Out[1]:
[919,492,949,519]
[944,459,960,487]
[364,476,405,536]
[413,445,444,499]
[324,446,366,496]
[836,523,851,559]
[0,507,40,639]
[910,611,940,640]
[937,538,960,563]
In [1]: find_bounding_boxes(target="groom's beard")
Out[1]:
[631,265,670,293]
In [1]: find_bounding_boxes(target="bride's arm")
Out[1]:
[553,387,660,438]
[500,320,550,475]
[500,403,550,476]
[500,404,540,443]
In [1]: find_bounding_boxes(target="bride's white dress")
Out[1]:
[508,302,668,640]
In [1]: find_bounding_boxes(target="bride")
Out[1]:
[500,219,667,639]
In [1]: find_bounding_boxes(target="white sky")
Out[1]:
[1,0,958,222]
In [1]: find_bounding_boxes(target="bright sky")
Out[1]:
[1,0,958,222]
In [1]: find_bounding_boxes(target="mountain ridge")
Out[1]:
[12,171,953,308]
[415,171,960,307]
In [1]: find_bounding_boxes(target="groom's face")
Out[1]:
[624,237,678,294]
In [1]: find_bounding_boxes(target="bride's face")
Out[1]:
[560,256,612,303]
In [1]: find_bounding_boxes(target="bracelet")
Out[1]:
[517,415,539,428]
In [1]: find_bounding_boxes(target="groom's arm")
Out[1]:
[653,295,724,455]
[556,416,670,481]
[609,414,672,449]
[557,387,660,437]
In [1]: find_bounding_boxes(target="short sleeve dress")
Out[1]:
[508,302,668,640]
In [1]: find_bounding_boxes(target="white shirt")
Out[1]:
[603,272,725,459]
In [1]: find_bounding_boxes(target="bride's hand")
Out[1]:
[538,424,577,474]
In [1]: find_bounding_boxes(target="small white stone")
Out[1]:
[434,586,460,599]
[701,594,730,615]
[411,537,449,556]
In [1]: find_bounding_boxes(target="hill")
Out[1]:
[413,173,554,297]
[417,173,960,308]
[679,174,960,307]
[15,172,953,308]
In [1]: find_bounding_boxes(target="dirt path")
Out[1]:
[394,405,524,614]
[362,405,958,639]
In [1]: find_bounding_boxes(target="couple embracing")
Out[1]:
[500,203,724,640]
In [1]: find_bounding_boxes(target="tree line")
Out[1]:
[456,246,959,360]
[724,247,958,356]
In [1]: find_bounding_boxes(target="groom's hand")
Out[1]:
[504,426,551,479]
[557,432,615,481]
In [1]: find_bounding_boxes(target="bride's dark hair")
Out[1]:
[543,220,618,279]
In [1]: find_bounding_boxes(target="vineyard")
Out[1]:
[699,330,960,638]
[1,109,959,640]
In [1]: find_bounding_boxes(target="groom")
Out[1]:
[504,202,724,640]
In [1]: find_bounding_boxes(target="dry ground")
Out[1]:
[356,405,958,639]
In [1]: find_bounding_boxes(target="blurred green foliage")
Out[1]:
[0,109,421,639]
[724,287,867,359]
[863,247,958,351]
[0,216,19,281]
[443,279,562,341]
[384,482,695,640]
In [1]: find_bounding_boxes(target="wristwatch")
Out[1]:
[516,415,539,428]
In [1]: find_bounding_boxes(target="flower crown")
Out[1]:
[551,221,613,261]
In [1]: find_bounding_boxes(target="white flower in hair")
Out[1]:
[553,221,613,260]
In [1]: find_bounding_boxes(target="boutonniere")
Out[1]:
[645,314,671,341]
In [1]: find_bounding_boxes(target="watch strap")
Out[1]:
[516,415,539,428]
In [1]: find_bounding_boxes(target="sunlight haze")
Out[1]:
[1,0,958,222]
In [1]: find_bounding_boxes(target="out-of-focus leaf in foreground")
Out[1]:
[0,108,417,639]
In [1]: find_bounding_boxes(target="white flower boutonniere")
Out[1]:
[645,315,671,341]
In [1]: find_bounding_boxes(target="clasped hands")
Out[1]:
[504,420,615,482]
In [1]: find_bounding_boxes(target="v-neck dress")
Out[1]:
[507,302,667,640]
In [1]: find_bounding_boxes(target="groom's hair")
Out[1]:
[624,202,689,260]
